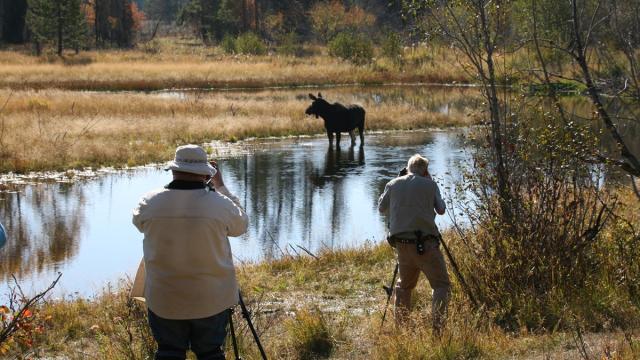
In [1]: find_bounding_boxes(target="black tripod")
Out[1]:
[228,291,268,360]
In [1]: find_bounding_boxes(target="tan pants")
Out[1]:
[394,242,451,331]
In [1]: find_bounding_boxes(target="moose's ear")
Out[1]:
[318,92,322,98]
[309,93,317,100]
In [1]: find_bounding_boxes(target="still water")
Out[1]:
[0,130,469,298]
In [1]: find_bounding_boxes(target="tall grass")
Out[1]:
[2,237,638,359]
[0,43,470,92]
[0,88,478,173]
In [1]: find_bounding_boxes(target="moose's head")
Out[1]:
[305,93,330,119]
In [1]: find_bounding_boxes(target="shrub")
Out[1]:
[381,32,403,63]
[328,31,373,65]
[451,105,619,331]
[221,34,236,54]
[140,39,161,54]
[277,32,304,57]
[235,33,267,56]
[285,309,333,359]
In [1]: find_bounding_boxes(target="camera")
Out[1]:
[398,167,408,177]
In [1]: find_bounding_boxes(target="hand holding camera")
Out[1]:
[206,160,225,189]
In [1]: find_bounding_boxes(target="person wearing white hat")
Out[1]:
[132,144,248,360]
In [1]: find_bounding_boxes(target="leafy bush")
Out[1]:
[451,106,621,331]
[328,31,373,65]
[140,39,161,54]
[381,32,403,63]
[235,33,267,56]
[277,32,304,56]
[221,34,236,54]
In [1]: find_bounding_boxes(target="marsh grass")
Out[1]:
[0,88,478,173]
[0,42,470,92]
[2,238,639,359]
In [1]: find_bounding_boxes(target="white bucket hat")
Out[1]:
[164,144,216,176]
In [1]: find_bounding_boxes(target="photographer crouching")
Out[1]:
[132,144,249,360]
[378,154,450,334]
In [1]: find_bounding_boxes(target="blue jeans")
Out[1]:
[148,309,229,360]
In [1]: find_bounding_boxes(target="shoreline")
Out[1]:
[1,242,637,359]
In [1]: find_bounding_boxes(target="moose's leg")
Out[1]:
[335,132,341,148]
[358,126,365,147]
[349,130,356,147]
[326,131,334,146]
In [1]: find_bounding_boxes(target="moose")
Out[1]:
[305,93,365,147]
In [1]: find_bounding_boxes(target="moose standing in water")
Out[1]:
[305,93,365,147]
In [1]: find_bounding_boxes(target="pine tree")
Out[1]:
[27,0,87,55]
[26,0,54,55]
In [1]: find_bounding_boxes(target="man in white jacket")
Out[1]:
[133,144,248,360]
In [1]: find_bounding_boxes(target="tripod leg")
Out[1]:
[238,292,268,360]
[228,310,242,360]
[440,239,478,309]
[380,263,398,330]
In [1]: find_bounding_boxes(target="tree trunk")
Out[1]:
[241,0,247,32]
[94,0,99,47]
[57,1,63,56]
[478,1,512,220]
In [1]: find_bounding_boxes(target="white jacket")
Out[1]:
[132,183,248,320]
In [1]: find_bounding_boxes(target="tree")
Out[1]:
[27,0,87,55]
[524,0,640,199]
[94,0,136,47]
[400,0,514,219]
[1,0,28,44]
[310,0,375,43]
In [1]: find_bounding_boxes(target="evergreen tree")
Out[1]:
[27,0,87,55]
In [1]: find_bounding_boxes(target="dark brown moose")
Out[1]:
[305,93,365,147]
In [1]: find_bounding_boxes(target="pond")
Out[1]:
[0,83,638,300]
[0,129,470,298]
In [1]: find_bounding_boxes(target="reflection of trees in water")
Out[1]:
[224,145,366,256]
[306,146,366,247]
[0,184,85,281]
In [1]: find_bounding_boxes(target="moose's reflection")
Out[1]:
[310,146,366,188]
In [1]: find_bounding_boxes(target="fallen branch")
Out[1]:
[0,272,62,345]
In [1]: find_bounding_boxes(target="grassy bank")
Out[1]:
[0,41,470,92]
[0,87,479,173]
[1,241,638,359]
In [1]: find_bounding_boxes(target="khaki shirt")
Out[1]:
[378,174,445,237]
[132,184,248,320]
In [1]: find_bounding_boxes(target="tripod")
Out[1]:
[228,291,268,360]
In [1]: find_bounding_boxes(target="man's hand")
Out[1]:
[210,160,225,188]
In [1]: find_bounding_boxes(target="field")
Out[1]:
[0,87,478,173]
[2,239,638,359]
[0,41,470,92]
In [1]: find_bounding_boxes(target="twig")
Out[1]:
[0,272,62,344]
[288,244,301,256]
[296,244,319,260]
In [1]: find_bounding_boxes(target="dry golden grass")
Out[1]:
[3,242,638,359]
[0,41,470,91]
[0,87,479,172]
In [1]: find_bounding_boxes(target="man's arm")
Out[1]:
[132,197,148,232]
[210,161,249,237]
[434,184,446,215]
[378,183,391,213]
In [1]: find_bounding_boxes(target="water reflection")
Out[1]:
[0,184,85,282]
[0,131,469,297]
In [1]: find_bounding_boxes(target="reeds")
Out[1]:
[0,44,469,92]
[2,240,639,359]
[0,88,478,172]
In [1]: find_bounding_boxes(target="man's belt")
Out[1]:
[389,235,440,244]
[387,231,440,255]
